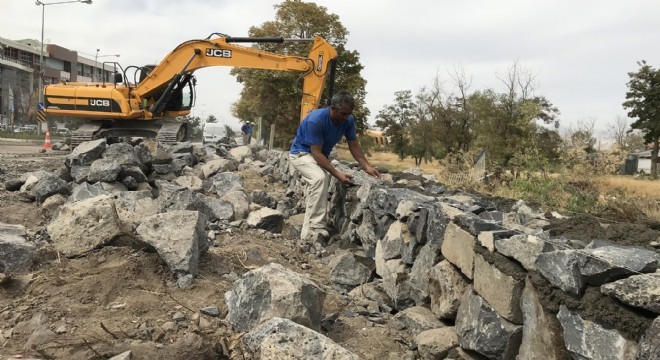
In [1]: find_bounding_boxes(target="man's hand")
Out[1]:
[364,165,380,178]
[336,172,354,185]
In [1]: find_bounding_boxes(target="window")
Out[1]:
[45,58,65,71]
[20,51,31,65]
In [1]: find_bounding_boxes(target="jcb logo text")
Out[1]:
[206,49,232,58]
[90,99,110,107]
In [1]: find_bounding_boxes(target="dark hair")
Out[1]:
[330,90,355,109]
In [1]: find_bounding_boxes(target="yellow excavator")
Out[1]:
[43,33,338,148]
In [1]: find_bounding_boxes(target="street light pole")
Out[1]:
[93,50,120,81]
[35,0,92,132]
[95,48,99,80]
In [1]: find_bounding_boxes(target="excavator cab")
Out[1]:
[138,65,196,113]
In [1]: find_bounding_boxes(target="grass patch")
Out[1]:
[340,148,660,222]
[598,175,660,198]
[0,131,44,141]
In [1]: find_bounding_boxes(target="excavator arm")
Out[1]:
[135,35,338,121]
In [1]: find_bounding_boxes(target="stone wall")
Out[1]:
[269,150,660,360]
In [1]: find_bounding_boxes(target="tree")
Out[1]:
[563,117,597,153]
[375,90,414,160]
[534,127,563,166]
[623,60,660,178]
[608,115,630,151]
[471,62,560,170]
[230,0,369,147]
[571,130,597,153]
[447,66,476,152]
[205,115,218,123]
[607,115,647,153]
[407,93,435,166]
[625,130,647,153]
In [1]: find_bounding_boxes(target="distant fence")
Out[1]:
[444,149,488,184]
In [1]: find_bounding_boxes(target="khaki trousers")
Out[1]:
[289,153,330,240]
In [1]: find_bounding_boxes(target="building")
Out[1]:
[622,150,658,174]
[366,129,389,146]
[0,36,115,127]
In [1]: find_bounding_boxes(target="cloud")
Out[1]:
[3,0,660,133]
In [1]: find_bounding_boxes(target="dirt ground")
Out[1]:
[0,147,413,359]
[0,144,658,358]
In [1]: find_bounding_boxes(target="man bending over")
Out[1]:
[289,90,380,242]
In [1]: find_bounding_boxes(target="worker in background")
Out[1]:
[241,121,253,146]
[289,90,380,242]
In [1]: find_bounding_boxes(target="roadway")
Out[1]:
[0,139,44,154]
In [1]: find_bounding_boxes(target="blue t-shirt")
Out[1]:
[241,123,253,134]
[290,107,357,158]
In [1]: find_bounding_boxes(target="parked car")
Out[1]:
[202,123,226,144]
[18,125,37,133]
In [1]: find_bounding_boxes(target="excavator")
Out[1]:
[43,33,338,148]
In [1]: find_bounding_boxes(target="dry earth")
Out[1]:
[0,143,658,359]
[0,145,412,360]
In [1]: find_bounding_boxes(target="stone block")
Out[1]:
[441,222,476,279]
[473,254,524,324]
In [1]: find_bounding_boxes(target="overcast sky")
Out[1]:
[3,0,660,137]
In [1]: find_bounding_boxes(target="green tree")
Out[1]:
[375,90,414,160]
[608,116,646,153]
[533,127,563,169]
[409,76,461,165]
[407,89,438,166]
[571,130,597,153]
[623,60,660,178]
[230,0,369,148]
[471,62,560,171]
[205,115,218,123]
[427,70,476,157]
[625,130,647,153]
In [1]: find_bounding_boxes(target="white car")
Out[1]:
[18,125,38,133]
[202,123,226,144]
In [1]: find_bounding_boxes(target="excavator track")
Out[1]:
[70,120,188,149]
[70,122,105,149]
[155,121,189,145]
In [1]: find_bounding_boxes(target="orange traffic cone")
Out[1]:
[43,129,52,150]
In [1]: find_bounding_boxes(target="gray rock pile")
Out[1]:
[263,150,660,360]
[3,139,659,359]
[4,139,286,279]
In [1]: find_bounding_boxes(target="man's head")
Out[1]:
[329,91,355,123]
